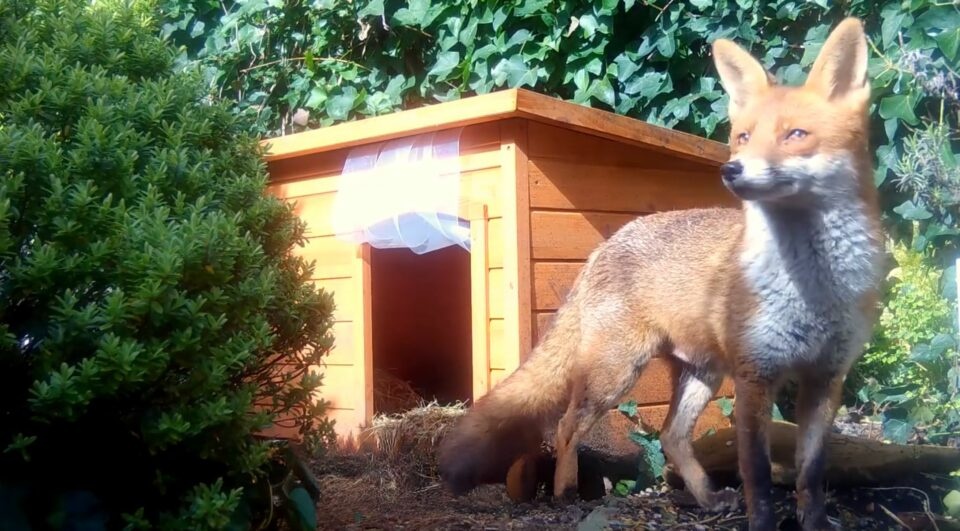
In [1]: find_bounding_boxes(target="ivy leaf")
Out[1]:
[881,5,908,49]
[591,77,616,107]
[506,29,532,50]
[325,86,358,120]
[656,33,676,58]
[879,95,919,125]
[937,28,960,61]
[427,51,460,80]
[882,417,913,444]
[579,15,599,38]
[614,54,640,83]
[491,55,538,87]
[718,397,734,417]
[357,0,384,17]
[515,0,550,17]
[942,264,957,300]
[893,200,933,221]
[304,87,326,109]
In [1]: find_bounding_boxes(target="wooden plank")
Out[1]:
[526,122,715,171]
[288,192,337,238]
[268,148,501,190]
[261,90,519,161]
[314,278,356,321]
[267,173,340,198]
[469,206,491,399]
[324,321,355,366]
[530,211,638,260]
[354,244,374,427]
[489,368,508,389]
[532,262,584,310]
[310,262,353,281]
[488,268,504,319]
[461,122,501,154]
[534,311,555,343]
[528,158,739,212]
[460,166,503,219]
[488,319,506,370]
[293,236,357,278]
[314,363,356,410]
[266,150,349,183]
[487,217,504,268]
[516,90,728,166]
[499,119,532,370]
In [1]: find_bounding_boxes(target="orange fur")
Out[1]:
[438,18,883,531]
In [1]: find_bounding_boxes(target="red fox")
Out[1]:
[438,17,883,531]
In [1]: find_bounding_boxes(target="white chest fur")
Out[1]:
[740,201,882,372]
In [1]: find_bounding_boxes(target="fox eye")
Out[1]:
[786,128,808,140]
[736,131,750,145]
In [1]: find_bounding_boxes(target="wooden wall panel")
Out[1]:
[532,262,583,310]
[528,159,737,213]
[526,121,717,172]
[530,211,638,260]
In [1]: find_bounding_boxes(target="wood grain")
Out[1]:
[532,262,584,310]
[528,158,738,212]
[530,211,638,260]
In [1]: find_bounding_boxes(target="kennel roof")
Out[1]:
[260,88,730,167]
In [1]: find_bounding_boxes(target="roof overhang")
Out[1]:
[259,88,731,166]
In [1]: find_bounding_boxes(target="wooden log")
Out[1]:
[690,420,960,487]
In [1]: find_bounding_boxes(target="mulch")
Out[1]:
[310,405,958,530]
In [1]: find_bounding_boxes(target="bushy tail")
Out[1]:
[437,301,581,495]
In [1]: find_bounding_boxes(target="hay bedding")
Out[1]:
[311,403,955,530]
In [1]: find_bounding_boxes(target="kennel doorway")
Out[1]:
[369,244,473,415]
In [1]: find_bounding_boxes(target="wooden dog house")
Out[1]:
[261,89,739,442]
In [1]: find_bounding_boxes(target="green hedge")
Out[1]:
[0,1,335,527]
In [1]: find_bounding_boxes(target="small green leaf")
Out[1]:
[325,87,358,120]
[427,51,460,80]
[944,490,960,518]
[882,418,913,444]
[618,400,638,418]
[357,0,384,17]
[579,15,598,38]
[591,77,615,107]
[656,34,676,58]
[879,95,919,125]
[892,200,933,221]
[718,397,734,417]
[937,28,960,61]
[304,50,314,71]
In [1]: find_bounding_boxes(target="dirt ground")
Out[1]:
[309,406,960,530]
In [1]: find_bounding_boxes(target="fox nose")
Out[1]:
[720,160,744,184]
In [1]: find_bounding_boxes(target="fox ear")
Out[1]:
[805,17,869,102]
[712,38,774,119]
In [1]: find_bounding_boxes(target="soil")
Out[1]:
[312,449,958,531]
[310,407,959,530]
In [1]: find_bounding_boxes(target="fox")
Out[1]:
[437,17,883,531]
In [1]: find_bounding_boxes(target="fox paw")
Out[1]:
[702,488,739,513]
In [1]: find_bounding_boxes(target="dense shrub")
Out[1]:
[0,0,335,527]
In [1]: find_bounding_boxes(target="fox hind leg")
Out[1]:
[661,361,738,512]
[552,329,663,502]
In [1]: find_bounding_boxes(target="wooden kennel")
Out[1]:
[261,89,739,442]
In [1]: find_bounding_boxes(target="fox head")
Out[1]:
[711,18,873,206]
